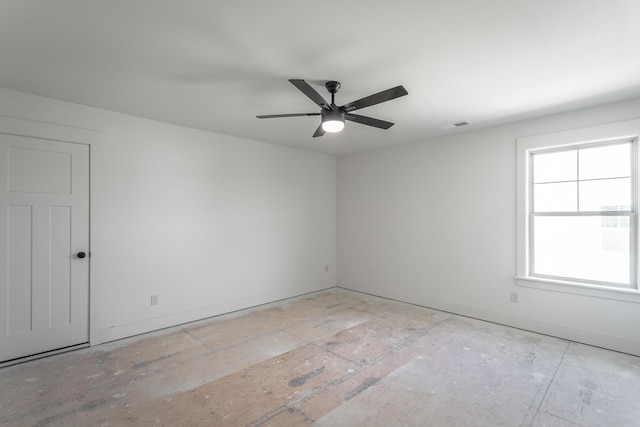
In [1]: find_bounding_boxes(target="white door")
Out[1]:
[0,134,89,362]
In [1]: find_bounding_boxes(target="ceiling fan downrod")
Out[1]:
[325,81,341,106]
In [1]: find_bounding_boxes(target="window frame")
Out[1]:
[529,139,636,287]
[516,118,640,301]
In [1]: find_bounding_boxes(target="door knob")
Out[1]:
[77,252,86,259]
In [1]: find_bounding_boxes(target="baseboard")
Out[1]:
[337,284,640,357]
[100,283,336,343]
[0,343,90,368]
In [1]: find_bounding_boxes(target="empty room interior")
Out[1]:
[2,1,640,426]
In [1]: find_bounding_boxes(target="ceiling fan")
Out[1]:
[257,79,408,137]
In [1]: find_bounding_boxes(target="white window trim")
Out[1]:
[516,118,640,302]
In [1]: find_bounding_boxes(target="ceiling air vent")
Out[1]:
[439,121,473,130]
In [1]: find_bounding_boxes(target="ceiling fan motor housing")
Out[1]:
[321,109,345,121]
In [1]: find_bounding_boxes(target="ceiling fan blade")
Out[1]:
[341,85,408,112]
[345,114,394,129]
[313,124,325,138]
[289,79,332,111]
[257,113,320,119]
[344,113,393,129]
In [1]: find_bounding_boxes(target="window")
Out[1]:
[531,141,634,286]
[517,119,640,296]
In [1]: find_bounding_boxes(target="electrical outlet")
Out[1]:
[151,294,159,305]
[510,292,519,303]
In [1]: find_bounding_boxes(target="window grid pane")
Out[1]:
[533,182,577,212]
[579,178,631,212]
[579,143,631,180]
[533,150,577,183]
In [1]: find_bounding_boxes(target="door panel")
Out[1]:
[7,205,32,335]
[0,134,89,362]
[8,146,72,194]
[50,206,72,327]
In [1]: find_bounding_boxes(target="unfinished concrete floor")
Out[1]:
[1,289,639,426]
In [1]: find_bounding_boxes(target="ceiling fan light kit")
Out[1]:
[321,110,345,133]
[257,79,408,138]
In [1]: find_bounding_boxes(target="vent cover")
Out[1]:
[439,121,473,130]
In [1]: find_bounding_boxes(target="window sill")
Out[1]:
[516,276,640,303]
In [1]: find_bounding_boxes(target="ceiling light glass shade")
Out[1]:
[321,111,345,133]
[322,119,345,133]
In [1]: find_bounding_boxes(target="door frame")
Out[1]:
[0,115,102,348]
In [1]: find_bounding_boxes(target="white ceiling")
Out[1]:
[1,1,640,156]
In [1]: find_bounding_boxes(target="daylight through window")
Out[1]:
[529,139,636,287]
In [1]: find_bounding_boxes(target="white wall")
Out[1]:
[338,97,640,356]
[4,85,640,356]
[0,88,337,343]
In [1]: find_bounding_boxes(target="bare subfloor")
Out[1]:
[1,289,639,426]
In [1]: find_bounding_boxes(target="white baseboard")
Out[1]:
[100,283,336,343]
[337,283,640,357]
